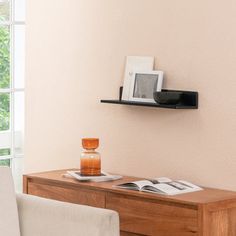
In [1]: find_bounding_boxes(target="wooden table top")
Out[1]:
[24,169,236,206]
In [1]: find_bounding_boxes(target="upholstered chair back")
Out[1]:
[0,167,21,236]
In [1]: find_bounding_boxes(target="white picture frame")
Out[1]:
[122,56,154,101]
[128,71,164,103]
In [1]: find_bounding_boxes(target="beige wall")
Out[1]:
[25,0,236,190]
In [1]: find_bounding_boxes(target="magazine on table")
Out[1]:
[115,177,203,195]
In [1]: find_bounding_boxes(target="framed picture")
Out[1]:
[128,71,164,103]
[122,56,154,101]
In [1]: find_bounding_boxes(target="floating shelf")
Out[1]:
[101,88,198,109]
[100,99,198,109]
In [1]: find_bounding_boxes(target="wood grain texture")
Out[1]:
[121,232,144,236]
[229,208,236,236]
[199,204,236,236]
[23,169,236,236]
[106,193,198,236]
[28,181,105,208]
[211,210,229,236]
[23,175,28,194]
[24,169,236,205]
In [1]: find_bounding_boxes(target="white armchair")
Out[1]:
[0,167,119,236]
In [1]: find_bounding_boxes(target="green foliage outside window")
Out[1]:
[0,25,10,131]
[0,3,12,165]
[0,158,10,166]
[0,3,9,22]
[0,25,10,88]
[0,93,9,130]
[0,148,10,155]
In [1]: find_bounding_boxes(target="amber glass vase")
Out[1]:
[80,138,101,176]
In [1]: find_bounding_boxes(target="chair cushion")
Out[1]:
[0,167,21,236]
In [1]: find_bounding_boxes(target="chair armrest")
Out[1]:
[16,193,119,236]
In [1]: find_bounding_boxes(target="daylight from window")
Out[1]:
[0,0,25,191]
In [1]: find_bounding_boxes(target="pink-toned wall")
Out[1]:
[25,0,236,190]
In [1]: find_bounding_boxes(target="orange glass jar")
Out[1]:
[80,138,101,176]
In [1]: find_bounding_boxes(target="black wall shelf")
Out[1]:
[101,88,198,109]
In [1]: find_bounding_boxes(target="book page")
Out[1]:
[153,177,172,183]
[116,178,202,195]
[143,183,181,195]
[175,180,202,191]
[142,181,202,195]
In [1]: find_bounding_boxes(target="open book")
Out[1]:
[115,177,202,195]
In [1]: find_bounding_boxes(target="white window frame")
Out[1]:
[0,0,25,168]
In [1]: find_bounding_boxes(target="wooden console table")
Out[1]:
[23,169,236,236]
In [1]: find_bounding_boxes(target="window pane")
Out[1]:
[0,131,11,155]
[12,157,23,192]
[0,26,10,89]
[14,0,25,21]
[0,93,10,131]
[0,158,10,166]
[14,25,25,89]
[0,1,10,21]
[0,148,10,156]
[14,92,24,155]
